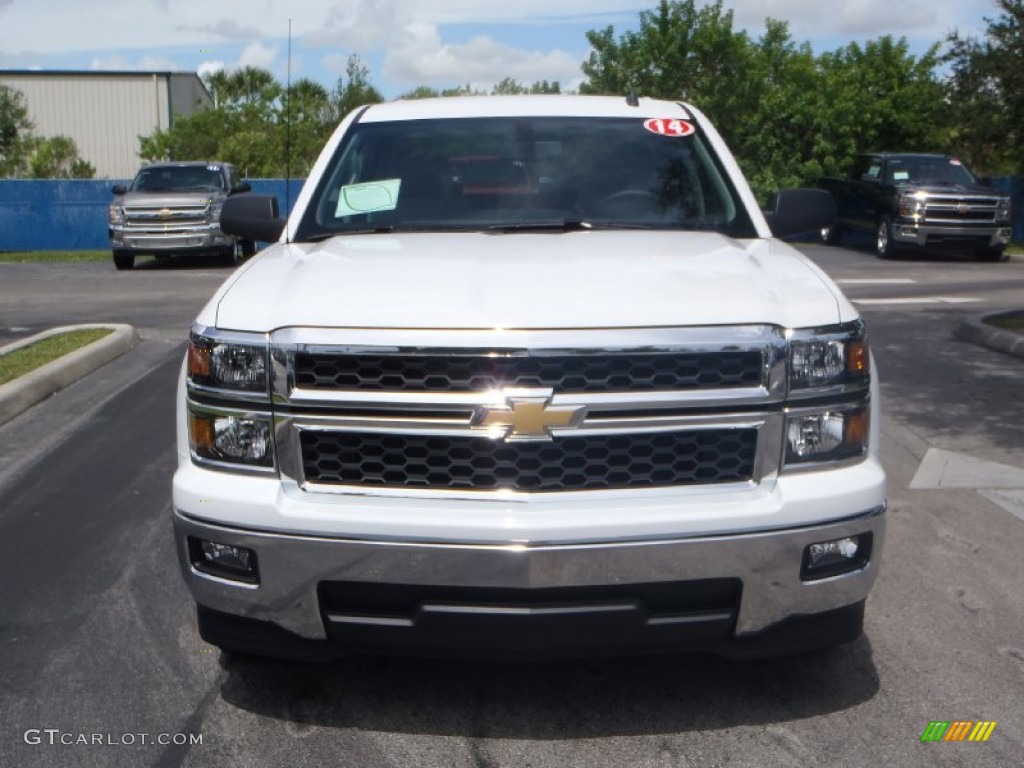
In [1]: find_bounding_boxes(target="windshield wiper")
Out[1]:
[486,219,592,233]
[486,219,675,233]
[304,227,395,241]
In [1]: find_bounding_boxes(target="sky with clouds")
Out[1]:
[0,0,1000,97]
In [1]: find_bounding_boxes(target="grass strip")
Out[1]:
[0,329,113,385]
[984,311,1024,335]
[0,250,110,263]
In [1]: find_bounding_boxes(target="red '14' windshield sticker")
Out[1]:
[643,118,695,137]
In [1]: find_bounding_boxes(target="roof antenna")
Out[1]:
[284,18,292,244]
[626,92,639,107]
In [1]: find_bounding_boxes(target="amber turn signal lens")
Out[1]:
[188,412,215,452]
[846,339,869,374]
[844,408,870,446]
[188,340,212,378]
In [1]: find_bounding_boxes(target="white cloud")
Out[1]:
[383,22,582,88]
[238,41,278,70]
[305,0,403,48]
[89,53,181,71]
[322,53,347,76]
[185,19,262,41]
[197,59,225,78]
[728,0,967,47]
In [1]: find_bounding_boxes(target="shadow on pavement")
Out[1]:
[217,638,879,738]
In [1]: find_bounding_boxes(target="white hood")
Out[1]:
[210,231,849,332]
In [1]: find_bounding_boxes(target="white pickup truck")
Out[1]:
[173,95,886,660]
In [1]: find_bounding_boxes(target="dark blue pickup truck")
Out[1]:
[819,153,1012,261]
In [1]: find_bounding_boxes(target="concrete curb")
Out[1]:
[955,312,1024,361]
[0,324,139,426]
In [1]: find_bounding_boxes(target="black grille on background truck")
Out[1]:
[300,428,758,492]
[293,350,764,393]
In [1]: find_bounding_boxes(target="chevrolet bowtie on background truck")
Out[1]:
[818,152,1012,261]
[108,161,255,270]
[173,95,886,661]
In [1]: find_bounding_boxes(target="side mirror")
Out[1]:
[220,195,286,242]
[764,188,837,241]
[111,184,127,195]
[229,182,252,196]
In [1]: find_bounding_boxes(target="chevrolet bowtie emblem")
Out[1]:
[474,394,587,441]
[158,208,173,219]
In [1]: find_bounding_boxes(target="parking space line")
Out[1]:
[836,279,917,285]
[853,297,983,305]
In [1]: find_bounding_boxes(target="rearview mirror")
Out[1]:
[220,195,286,242]
[764,188,837,241]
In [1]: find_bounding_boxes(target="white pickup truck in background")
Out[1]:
[172,95,886,660]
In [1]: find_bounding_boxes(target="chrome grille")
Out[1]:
[922,196,1003,226]
[124,204,209,229]
[300,428,758,492]
[293,350,764,393]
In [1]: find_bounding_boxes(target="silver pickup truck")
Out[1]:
[108,161,254,270]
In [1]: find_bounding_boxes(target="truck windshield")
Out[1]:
[131,166,225,192]
[887,157,977,186]
[296,116,757,241]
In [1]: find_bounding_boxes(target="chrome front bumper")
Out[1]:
[892,222,1011,248]
[110,224,232,252]
[174,505,885,650]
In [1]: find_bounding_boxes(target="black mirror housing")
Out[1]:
[111,184,127,195]
[765,188,837,241]
[229,182,252,196]
[220,195,286,243]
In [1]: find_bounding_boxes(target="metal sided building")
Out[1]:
[0,70,212,179]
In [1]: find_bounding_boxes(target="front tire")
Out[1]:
[876,217,898,260]
[976,247,1006,262]
[112,250,134,270]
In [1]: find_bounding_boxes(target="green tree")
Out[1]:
[529,80,561,94]
[0,85,33,177]
[579,1,950,200]
[397,85,442,100]
[139,65,359,177]
[27,135,95,178]
[581,0,750,107]
[280,78,334,175]
[440,83,487,97]
[331,54,383,120]
[492,77,529,95]
[945,0,1024,173]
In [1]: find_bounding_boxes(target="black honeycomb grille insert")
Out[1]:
[301,429,757,492]
[293,351,764,393]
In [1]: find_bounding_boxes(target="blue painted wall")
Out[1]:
[0,179,306,252]
[990,176,1024,243]
[0,176,1020,251]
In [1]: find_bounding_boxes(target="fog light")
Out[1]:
[801,533,871,581]
[188,537,258,583]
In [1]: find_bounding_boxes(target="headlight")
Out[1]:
[785,406,869,467]
[109,205,123,225]
[209,202,224,223]
[188,331,268,394]
[996,198,1011,222]
[789,323,869,393]
[898,192,925,218]
[188,408,274,468]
